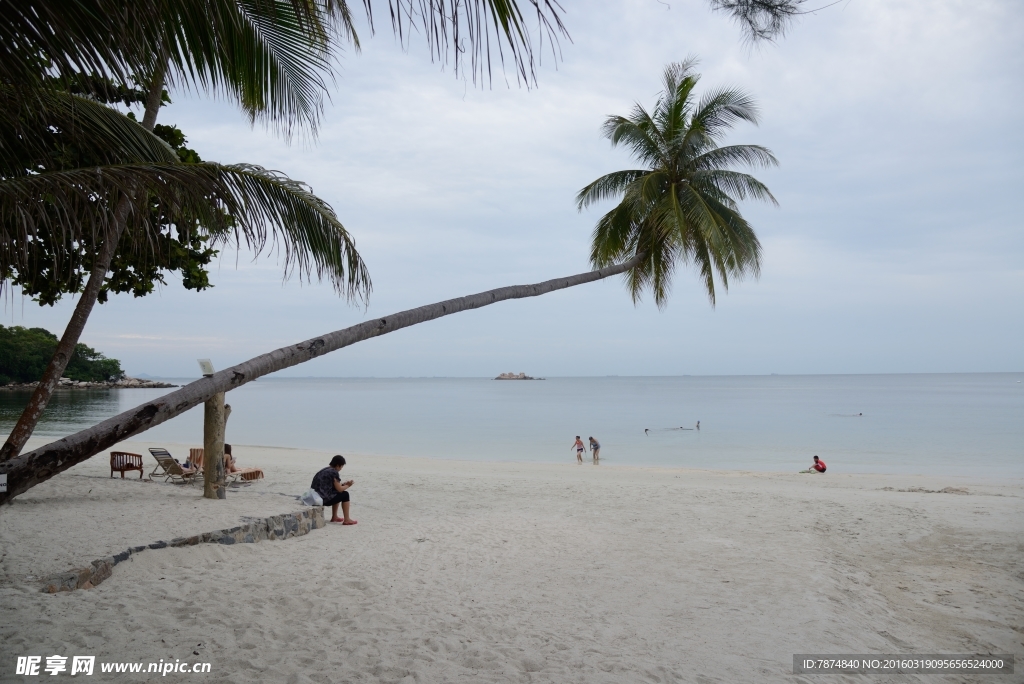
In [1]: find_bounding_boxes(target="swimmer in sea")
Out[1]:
[645,428,649,436]
[696,421,700,430]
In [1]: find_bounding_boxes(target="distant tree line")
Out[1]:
[0,325,123,385]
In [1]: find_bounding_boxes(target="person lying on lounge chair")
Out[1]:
[176,457,198,475]
[312,455,357,525]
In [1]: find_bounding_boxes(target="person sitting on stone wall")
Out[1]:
[312,455,357,525]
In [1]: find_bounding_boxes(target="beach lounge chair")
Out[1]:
[190,447,265,483]
[148,448,198,485]
[110,451,144,479]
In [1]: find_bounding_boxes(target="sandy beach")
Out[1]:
[1,440,1021,683]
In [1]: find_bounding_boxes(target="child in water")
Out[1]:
[571,436,585,464]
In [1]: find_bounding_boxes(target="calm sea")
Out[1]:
[2,374,1021,476]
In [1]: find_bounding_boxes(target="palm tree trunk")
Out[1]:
[0,255,641,503]
[0,64,166,463]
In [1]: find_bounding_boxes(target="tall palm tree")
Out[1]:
[578,58,778,308]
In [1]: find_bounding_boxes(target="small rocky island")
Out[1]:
[1,376,178,390]
[494,372,544,380]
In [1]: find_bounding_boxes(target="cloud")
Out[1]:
[6,0,1022,376]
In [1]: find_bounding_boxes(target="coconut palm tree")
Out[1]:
[578,58,778,308]
[0,60,781,502]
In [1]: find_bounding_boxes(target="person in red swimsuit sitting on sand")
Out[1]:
[312,455,357,524]
[801,455,827,473]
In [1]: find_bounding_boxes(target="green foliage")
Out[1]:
[2,100,222,306]
[0,325,123,384]
[577,59,778,307]
[65,341,125,382]
[1,77,369,304]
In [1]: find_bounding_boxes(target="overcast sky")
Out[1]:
[7,0,1023,377]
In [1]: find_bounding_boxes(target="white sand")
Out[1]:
[1,439,1021,683]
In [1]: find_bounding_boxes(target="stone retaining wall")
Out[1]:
[42,507,325,593]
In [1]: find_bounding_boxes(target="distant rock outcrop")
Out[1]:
[0,376,178,390]
[494,372,543,380]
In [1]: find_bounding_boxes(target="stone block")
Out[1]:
[90,560,112,585]
[283,516,299,538]
[75,567,93,588]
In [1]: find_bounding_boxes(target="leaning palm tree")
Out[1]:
[0,0,804,466]
[0,0,364,462]
[0,60,779,502]
[578,58,777,308]
[0,0,571,467]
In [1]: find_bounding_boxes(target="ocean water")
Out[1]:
[2,374,1021,476]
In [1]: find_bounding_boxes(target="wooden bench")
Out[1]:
[110,451,144,479]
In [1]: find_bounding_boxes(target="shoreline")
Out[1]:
[0,376,178,391]
[16,435,1024,481]
[3,440,1021,682]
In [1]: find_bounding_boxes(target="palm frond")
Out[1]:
[690,87,760,142]
[692,169,778,205]
[576,170,648,210]
[2,0,348,136]
[0,86,180,175]
[0,162,370,302]
[365,0,569,86]
[660,58,701,96]
[0,0,156,88]
[162,0,340,137]
[218,163,369,299]
[589,200,637,267]
[602,109,667,167]
[690,144,777,171]
[657,58,700,137]
[672,183,724,303]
